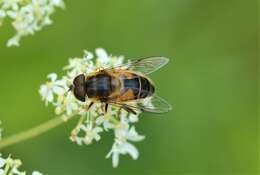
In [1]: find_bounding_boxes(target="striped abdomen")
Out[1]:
[118,72,155,101]
[85,70,155,102]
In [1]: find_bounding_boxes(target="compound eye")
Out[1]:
[73,74,85,86]
[72,74,86,102]
[73,87,86,102]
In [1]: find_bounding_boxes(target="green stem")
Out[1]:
[3,161,10,175]
[106,115,120,126]
[0,115,74,150]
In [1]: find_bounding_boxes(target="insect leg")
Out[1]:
[107,101,138,115]
[122,104,137,115]
[100,103,107,115]
[105,103,109,113]
[86,101,94,111]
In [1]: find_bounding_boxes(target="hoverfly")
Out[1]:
[69,57,172,114]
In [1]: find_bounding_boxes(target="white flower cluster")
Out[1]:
[39,48,145,167]
[0,0,65,47]
[0,154,42,175]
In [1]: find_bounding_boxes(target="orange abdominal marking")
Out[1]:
[118,89,135,101]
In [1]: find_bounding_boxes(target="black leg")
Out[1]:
[86,102,94,111]
[122,105,137,115]
[105,103,108,113]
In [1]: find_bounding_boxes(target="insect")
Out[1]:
[69,57,172,114]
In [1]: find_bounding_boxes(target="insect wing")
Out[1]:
[136,94,172,113]
[128,57,169,75]
[104,57,169,75]
[108,94,172,114]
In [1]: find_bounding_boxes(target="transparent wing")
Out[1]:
[136,94,172,113]
[104,57,169,75]
[108,94,172,114]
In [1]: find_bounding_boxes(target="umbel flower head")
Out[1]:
[0,154,42,175]
[0,0,65,47]
[39,48,145,167]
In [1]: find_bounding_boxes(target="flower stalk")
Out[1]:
[0,115,74,150]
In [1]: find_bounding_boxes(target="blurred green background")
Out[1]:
[0,0,258,174]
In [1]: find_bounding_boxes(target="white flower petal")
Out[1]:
[6,11,17,19]
[103,121,114,131]
[113,56,124,67]
[0,158,6,168]
[53,86,65,95]
[84,50,94,60]
[32,171,42,175]
[47,73,57,82]
[39,85,48,97]
[123,142,139,160]
[46,91,54,102]
[74,137,83,145]
[129,114,139,123]
[7,35,20,47]
[94,127,103,133]
[112,152,119,168]
[94,134,101,141]
[127,126,145,142]
[95,116,104,125]
[55,79,67,87]
[11,167,21,174]
[0,10,6,18]
[96,48,109,64]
